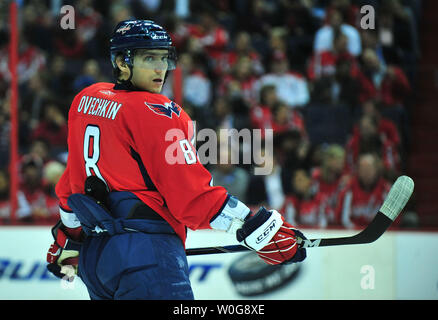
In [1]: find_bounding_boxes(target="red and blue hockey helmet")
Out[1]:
[110,20,177,71]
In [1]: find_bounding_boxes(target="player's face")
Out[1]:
[131,49,169,93]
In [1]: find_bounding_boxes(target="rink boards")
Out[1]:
[0,226,437,300]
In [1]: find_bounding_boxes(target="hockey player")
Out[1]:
[46,20,307,299]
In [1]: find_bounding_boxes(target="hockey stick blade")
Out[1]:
[185,176,414,255]
[298,175,414,248]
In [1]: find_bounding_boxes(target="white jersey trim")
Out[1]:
[59,207,81,228]
[210,196,250,233]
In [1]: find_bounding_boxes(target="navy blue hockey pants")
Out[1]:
[78,224,194,300]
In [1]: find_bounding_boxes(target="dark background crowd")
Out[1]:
[0,0,422,229]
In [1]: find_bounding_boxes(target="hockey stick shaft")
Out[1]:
[186,176,414,256]
[186,212,391,255]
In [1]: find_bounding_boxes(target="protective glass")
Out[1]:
[134,48,177,71]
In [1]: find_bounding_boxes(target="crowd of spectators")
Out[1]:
[0,0,421,228]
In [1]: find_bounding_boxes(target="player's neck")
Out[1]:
[114,80,147,92]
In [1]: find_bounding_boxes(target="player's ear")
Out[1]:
[115,54,131,80]
[115,55,128,70]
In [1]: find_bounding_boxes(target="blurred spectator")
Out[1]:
[279,0,320,72]
[236,0,279,37]
[268,27,289,59]
[358,48,411,108]
[281,168,330,228]
[28,138,51,164]
[0,32,46,85]
[31,103,68,148]
[74,59,107,92]
[17,155,52,223]
[22,74,53,130]
[360,29,386,67]
[75,0,103,58]
[307,30,357,81]
[215,31,265,76]
[187,10,229,61]
[178,52,212,109]
[218,56,258,105]
[357,48,411,146]
[246,152,285,212]
[109,2,134,26]
[312,144,351,221]
[21,1,54,53]
[272,101,307,138]
[47,55,75,104]
[1,90,33,152]
[305,76,352,145]
[313,8,362,57]
[336,153,391,228]
[345,114,400,177]
[210,148,250,202]
[202,96,232,130]
[255,51,310,108]
[275,128,315,195]
[324,0,360,27]
[0,169,9,221]
[277,129,312,164]
[334,54,361,109]
[353,99,401,148]
[377,0,420,73]
[201,96,250,132]
[42,160,66,219]
[53,27,85,59]
[249,84,277,137]
[163,14,195,51]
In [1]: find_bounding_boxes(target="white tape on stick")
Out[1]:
[379,175,414,221]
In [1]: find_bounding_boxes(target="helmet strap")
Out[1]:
[125,49,134,83]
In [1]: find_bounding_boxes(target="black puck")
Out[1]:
[227,252,301,297]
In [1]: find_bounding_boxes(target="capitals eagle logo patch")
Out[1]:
[145,101,181,119]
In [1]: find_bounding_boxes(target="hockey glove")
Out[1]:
[236,207,307,265]
[46,220,83,280]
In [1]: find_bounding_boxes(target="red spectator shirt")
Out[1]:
[272,109,307,138]
[249,104,273,139]
[31,121,69,147]
[281,192,330,228]
[312,167,351,221]
[218,73,259,105]
[352,118,400,147]
[55,82,228,244]
[214,51,263,76]
[307,51,359,81]
[345,131,400,172]
[357,66,411,106]
[335,177,391,227]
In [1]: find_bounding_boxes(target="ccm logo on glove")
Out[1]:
[236,208,283,251]
[256,220,277,244]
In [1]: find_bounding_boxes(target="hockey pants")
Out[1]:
[78,228,194,300]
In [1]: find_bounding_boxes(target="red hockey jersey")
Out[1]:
[55,82,228,243]
[335,177,391,227]
[281,192,330,228]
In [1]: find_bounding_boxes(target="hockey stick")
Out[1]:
[185,175,414,256]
